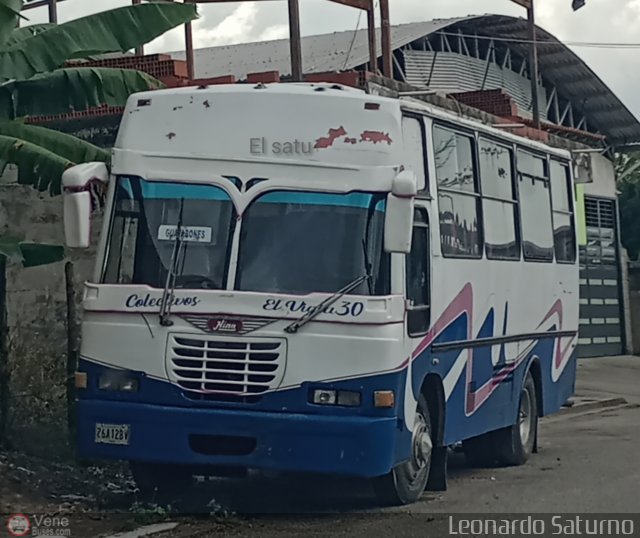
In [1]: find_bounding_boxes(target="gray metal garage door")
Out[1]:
[577,197,624,358]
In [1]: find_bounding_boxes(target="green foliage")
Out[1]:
[0,0,24,47]
[0,3,198,81]
[19,243,65,267]
[3,23,54,46]
[129,502,170,526]
[0,237,64,266]
[0,120,108,193]
[0,120,108,163]
[616,153,640,261]
[0,2,198,196]
[0,134,72,192]
[2,67,164,118]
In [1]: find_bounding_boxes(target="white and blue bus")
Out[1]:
[63,82,578,505]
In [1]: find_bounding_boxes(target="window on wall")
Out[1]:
[550,160,576,263]
[517,150,554,261]
[479,139,519,260]
[406,208,430,336]
[433,125,482,257]
[402,115,428,194]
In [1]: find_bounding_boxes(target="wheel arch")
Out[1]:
[526,357,544,418]
[420,373,446,446]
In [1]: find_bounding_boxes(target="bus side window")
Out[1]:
[406,208,430,336]
[550,160,576,263]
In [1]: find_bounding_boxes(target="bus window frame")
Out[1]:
[402,112,430,197]
[406,206,431,337]
[432,121,484,260]
[515,147,555,264]
[477,135,522,262]
[549,158,577,265]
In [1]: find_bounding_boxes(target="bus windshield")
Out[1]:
[103,177,237,290]
[103,178,390,296]
[235,191,389,295]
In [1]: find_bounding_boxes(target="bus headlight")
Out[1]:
[98,375,116,391]
[98,373,139,392]
[337,391,361,407]
[119,379,139,393]
[312,389,336,405]
[312,389,361,407]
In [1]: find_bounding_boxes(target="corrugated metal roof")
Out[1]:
[454,15,640,148]
[169,14,640,147]
[169,19,473,79]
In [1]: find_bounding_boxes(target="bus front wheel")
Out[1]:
[372,394,432,506]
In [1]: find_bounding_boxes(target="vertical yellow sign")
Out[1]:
[575,184,587,245]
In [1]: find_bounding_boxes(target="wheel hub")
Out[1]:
[519,386,533,445]
[408,411,432,482]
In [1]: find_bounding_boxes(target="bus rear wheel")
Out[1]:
[372,395,432,506]
[463,371,538,468]
[495,371,538,466]
[130,461,194,505]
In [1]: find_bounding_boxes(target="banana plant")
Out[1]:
[0,1,199,446]
[0,1,198,195]
[0,0,197,264]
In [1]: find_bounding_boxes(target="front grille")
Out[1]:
[167,334,286,403]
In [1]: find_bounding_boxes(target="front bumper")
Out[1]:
[78,399,399,478]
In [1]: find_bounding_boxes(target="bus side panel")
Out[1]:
[541,348,578,417]
[438,335,573,446]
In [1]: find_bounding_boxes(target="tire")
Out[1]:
[462,371,538,468]
[494,371,538,466]
[373,394,433,506]
[130,462,194,505]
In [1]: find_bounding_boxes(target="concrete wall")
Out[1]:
[0,181,97,449]
[584,153,617,199]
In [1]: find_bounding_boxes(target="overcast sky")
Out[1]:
[26,0,640,117]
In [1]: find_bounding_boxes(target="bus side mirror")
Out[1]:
[384,170,417,254]
[62,162,109,248]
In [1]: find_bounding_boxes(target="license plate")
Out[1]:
[95,423,130,445]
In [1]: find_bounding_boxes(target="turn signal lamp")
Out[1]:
[374,390,395,408]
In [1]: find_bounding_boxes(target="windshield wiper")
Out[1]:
[159,198,185,327]
[284,273,370,334]
[362,239,374,295]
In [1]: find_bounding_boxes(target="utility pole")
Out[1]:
[509,0,587,128]
[527,1,540,129]
[380,0,392,78]
[133,0,143,56]
[288,0,303,81]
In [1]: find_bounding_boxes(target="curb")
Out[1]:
[550,397,628,419]
[102,523,179,538]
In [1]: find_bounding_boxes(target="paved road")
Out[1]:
[149,356,640,537]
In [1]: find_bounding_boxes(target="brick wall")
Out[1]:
[449,89,519,117]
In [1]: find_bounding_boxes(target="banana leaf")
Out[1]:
[0,120,109,164]
[0,0,23,47]
[0,235,22,263]
[19,242,65,267]
[0,237,64,267]
[1,67,163,118]
[0,2,198,81]
[4,23,55,46]
[0,134,72,194]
